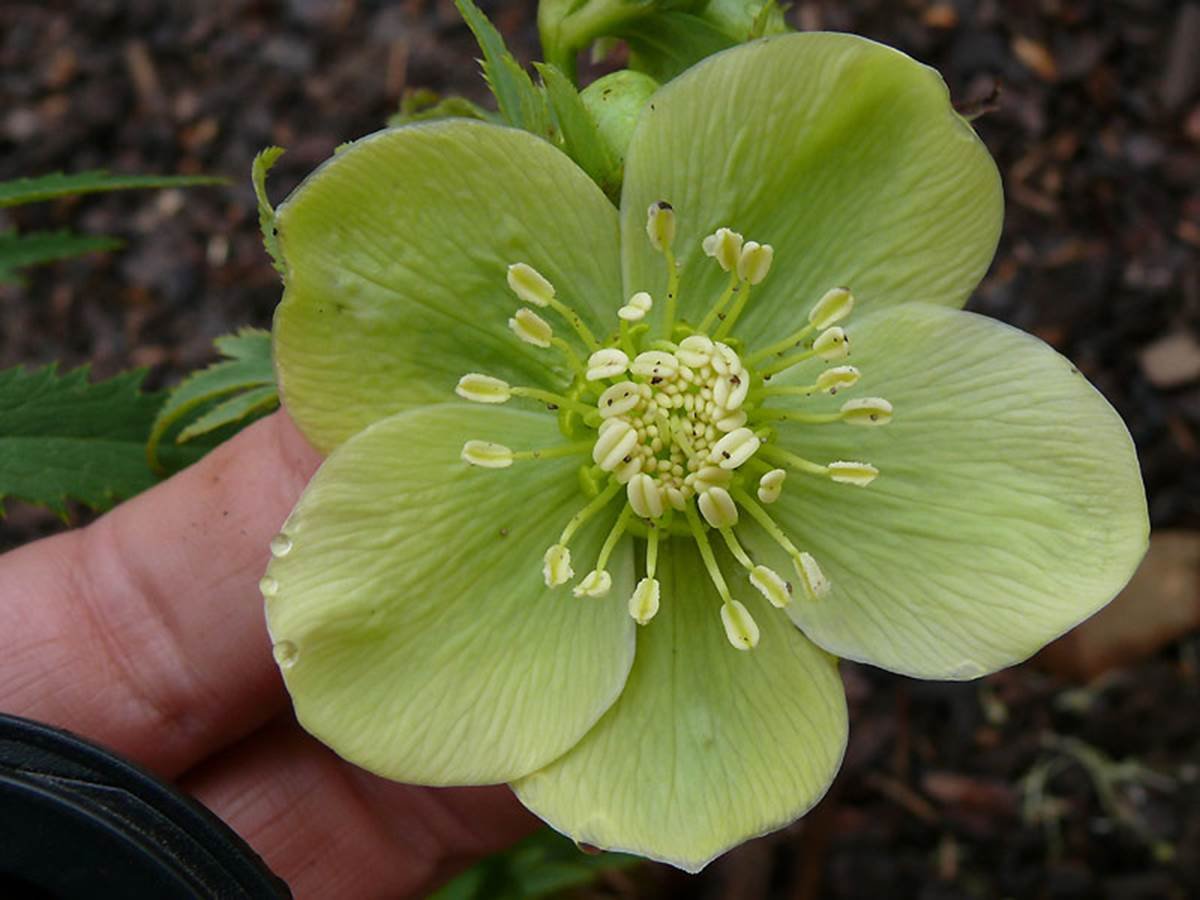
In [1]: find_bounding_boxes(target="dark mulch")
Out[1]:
[2,1,1198,897]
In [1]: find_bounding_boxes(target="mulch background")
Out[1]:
[2,1,1198,897]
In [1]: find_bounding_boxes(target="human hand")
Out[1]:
[0,411,538,898]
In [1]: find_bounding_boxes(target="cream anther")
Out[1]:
[629,577,661,625]
[757,468,787,504]
[612,456,643,484]
[597,381,641,418]
[627,473,665,519]
[809,287,854,329]
[455,373,511,404]
[816,365,861,393]
[676,334,714,368]
[710,427,760,470]
[812,327,850,361]
[715,409,748,432]
[698,486,738,528]
[841,397,893,426]
[506,262,555,307]
[720,600,760,650]
[618,291,653,322]
[586,347,629,381]
[691,465,731,493]
[574,569,612,597]
[737,241,774,285]
[593,419,638,470]
[828,460,879,486]
[646,201,676,252]
[710,342,742,376]
[713,374,748,410]
[509,307,553,347]
[630,351,678,378]
[795,552,830,599]
[543,544,573,587]
[750,565,792,608]
[702,227,744,272]
[461,440,513,468]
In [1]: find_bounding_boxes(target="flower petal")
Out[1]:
[513,539,847,871]
[274,121,621,453]
[748,303,1148,679]
[620,33,1002,341]
[264,404,636,783]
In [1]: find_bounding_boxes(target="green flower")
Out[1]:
[261,33,1147,870]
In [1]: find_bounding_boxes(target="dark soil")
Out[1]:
[2,1,1198,897]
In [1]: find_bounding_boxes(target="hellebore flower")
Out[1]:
[261,33,1147,870]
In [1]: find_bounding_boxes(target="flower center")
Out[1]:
[456,201,892,650]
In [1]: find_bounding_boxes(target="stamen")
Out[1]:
[509,262,601,352]
[736,241,773,286]
[709,427,760,469]
[586,347,629,381]
[618,291,653,321]
[592,419,638,470]
[597,381,641,418]
[711,284,750,341]
[758,443,878,485]
[676,334,714,368]
[509,307,553,347]
[510,442,594,462]
[684,505,735,605]
[628,472,665,519]
[696,271,740,334]
[574,570,612,597]
[701,227,744,272]
[839,397,893,426]
[731,488,831,600]
[645,201,676,252]
[455,373,511,404]
[551,337,589,381]
[575,505,634,597]
[718,525,755,569]
[749,565,793,608]
[757,468,786,504]
[543,544,573,586]
[510,387,599,419]
[645,523,659,578]
[758,327,850,377]
[720,600,761,651]
[629,577,660,625]
[461,440,513,468]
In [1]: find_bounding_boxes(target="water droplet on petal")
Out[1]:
[258,575,278,597]
[272,640,298,669]
[270,533,293,557]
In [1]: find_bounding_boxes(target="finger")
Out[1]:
[0,411,320,776]
[182,717,540,899]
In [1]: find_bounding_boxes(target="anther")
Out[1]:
[827,460,880,486]
[676,334,714,368]
[840,397,893,426]
[757,468,786,504]
[698,486,738,528]
[646,201,676,252]
[737,241,773,285]
[618,291,653,321]
[461,440,513,468]
[715,409,748,432]
[750,565,792,608]
[812,327,850,361]
[713,374,749,410]
[720,600,760,650]
[709,427,760,470]
[455,373,511,404]
[506,262,555,307]
[543,544,573,587]
[573,569,612,597]
[509,307,553,347]
[593,419,638,470]
[702,227,744,272]
[587,347,629,381]
[597,381,640,418]
[816,365,861,393]
[627,472,665,519]
[809,287,855,329]
[629,577,660,625]
[795,552,830,599]
[630,351,679,378]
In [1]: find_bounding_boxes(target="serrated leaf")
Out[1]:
[535,63,621,203]
[253,147,286,276]
[177,384,278,443]
[146,329,276,473]
[386,89,499,128]
[0,366,165,515]
[0,171,227,208]
[0,230,123,284]
[453,0,552,137]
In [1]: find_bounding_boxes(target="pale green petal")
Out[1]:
[745,303,1148,679]
[620,33,1003,343]
[513,539,847,872]
[274,120,621,453]
[264,404,636,784]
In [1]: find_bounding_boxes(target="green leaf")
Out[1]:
[622,11,736,82]
[0,366,165,515]
[252,147,287,276]
[147,328,275,473]
[386,88,498,128]
[0,230,122,284]
[535,63,621,202]
[430,827,640,900]
[453,0,552,137]
[0,171,226,208]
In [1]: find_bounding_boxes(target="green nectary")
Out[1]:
[263,33,1148,871]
